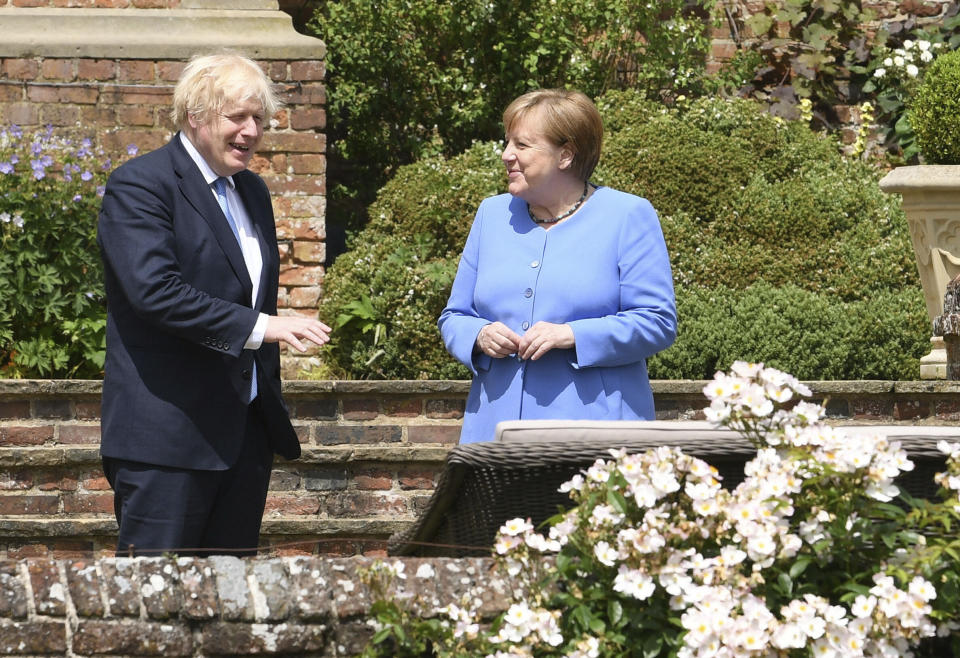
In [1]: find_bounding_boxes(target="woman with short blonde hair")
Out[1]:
[439,88,677,444]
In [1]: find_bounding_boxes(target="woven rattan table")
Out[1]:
[387,422,956,557]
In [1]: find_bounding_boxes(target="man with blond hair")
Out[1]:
[97,52,330,556]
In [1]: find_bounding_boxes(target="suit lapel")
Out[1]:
[169,137,254,299]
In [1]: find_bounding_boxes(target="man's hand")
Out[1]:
[476,321,522,358]
[264,315,332,352]
[517,322,575,361]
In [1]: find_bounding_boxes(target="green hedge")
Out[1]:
[316,141,507,380]
[909,47,960,164]
[313,93,927,380]
[648,283,928,380]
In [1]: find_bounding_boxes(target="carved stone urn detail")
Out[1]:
[880,165,960,379]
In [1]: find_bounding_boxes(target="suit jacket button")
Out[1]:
[242,369,252,380]
[223,343,230,351]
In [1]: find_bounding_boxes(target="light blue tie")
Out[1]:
[213,177,241,245]
[212,176,258,403]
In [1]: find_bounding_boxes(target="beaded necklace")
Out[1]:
[528,181,590,224]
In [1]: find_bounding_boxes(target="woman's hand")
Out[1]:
[476,322,522,358]
[518,322,575,361]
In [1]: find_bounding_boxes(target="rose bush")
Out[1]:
[363,362,960,657]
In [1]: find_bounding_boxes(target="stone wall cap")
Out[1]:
[0,379,102,396]
[296,446,450,463]
[0,379,914,397]
[282,380,472,395]
[879,164,960,193]
[0,6,325,60]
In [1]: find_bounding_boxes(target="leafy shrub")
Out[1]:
[0,126,131,378]
[735,0,877,108]
[909,47,960,164]
[313,93,924,380]
[663,162,916,299]
[599,98,917,300]
[309,0,710,231]
[648,283,928,381]
[863,37,948,161]
[316,141,506,379]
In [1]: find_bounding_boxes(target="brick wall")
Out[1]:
[1,379,959,560]
[0,555,508,657]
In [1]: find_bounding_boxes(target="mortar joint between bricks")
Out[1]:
[57,560,80,652]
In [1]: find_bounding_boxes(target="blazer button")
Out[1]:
[242,369,252,380]
[223,342,230,351]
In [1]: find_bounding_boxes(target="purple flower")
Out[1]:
[10,125,22,138]
[73,194,82,202]
[126,144,139,156]
[63,172,73,182]
[30,158,46,180]
[10,155,18,165]
[96,185,105,197]
[80,170,93,181]
[0,162,13,175]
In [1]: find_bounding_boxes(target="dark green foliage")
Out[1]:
[736,0,877,108]
[594,118,759,223]
[316,142,507,379]
[313,93,927,381]
[309,0,709,232]
[909,47,960,164]
[647,283,928,380]
[599,98,917,300]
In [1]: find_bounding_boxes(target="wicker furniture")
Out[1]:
[387,421,958,557]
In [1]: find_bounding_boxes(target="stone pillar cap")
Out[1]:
[880,164,960,193]
[0,4,324,60]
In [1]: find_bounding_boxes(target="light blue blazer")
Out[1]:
[439,187,677,443]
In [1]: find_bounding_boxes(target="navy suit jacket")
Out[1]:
[97,135,300,470]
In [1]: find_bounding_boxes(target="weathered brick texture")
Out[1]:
[0,555,509,657]
[2,380,960,560]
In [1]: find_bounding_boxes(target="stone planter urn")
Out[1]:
[880,165,960,379]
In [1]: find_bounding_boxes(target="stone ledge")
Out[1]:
[260,517,412,536]
[0,6,324,60]
[296,446,449,464]
[3,379,949,397]
[0,445,450,467]
[0,517,412,538]
[0,446,100,467]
